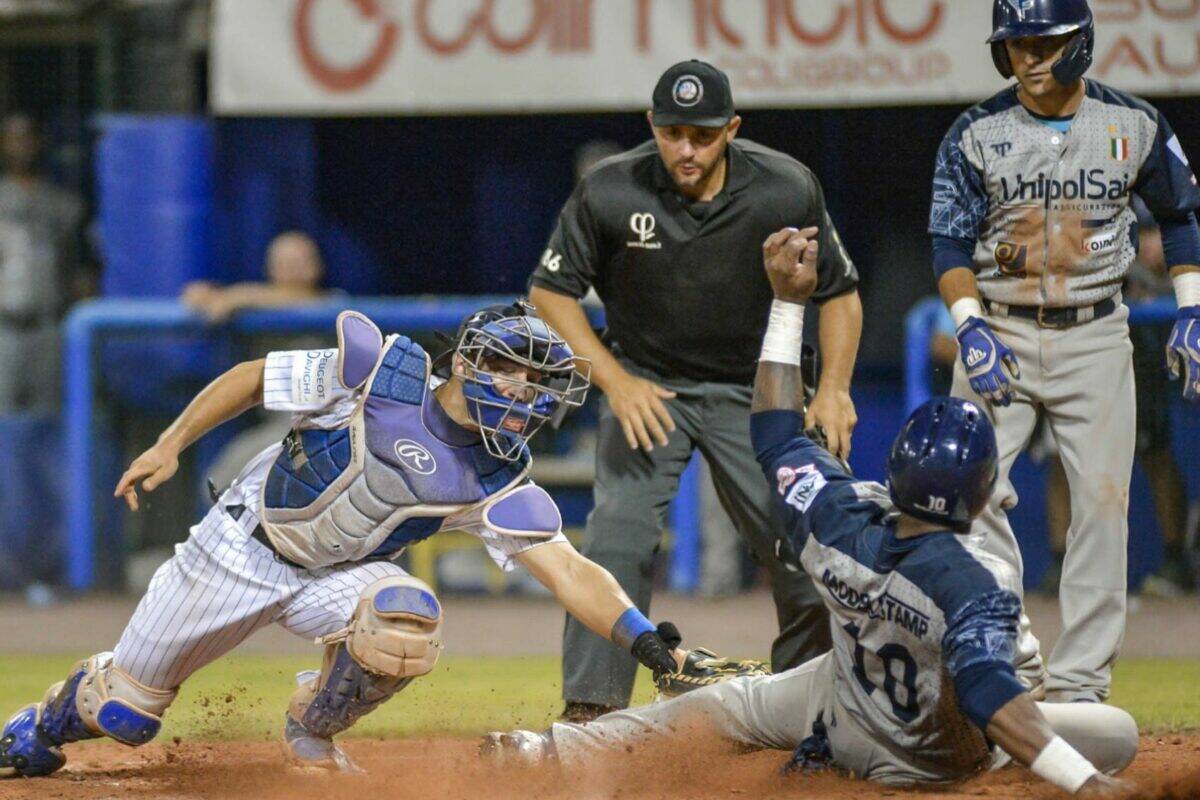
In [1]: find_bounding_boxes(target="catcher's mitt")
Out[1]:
[653,648,771,699]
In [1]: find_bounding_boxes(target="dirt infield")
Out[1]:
[2,734,1199,800]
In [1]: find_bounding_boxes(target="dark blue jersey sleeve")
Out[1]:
[929,119,988,279]
[751,409,858,551]
[942,589,1026,731]
[1135,110,1200,229]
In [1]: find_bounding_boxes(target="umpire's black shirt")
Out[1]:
[531,138,858,385]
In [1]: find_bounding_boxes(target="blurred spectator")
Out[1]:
[1125,211,1193,596]
[573,139,623,184]
[182,230,326,322]
[191,231,333,498]
[0,112,84,414]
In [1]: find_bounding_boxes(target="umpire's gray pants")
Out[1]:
[562,365,831,708]
[953,304,1135,702]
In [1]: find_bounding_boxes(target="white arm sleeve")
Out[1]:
[263,349,357,413]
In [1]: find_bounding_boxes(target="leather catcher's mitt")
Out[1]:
[653,648,771,699]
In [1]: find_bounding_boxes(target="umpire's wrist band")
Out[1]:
[1173,271,1200,308]
[760,300,805,366]
[1029,735,1098,794]
[611,607,656,651]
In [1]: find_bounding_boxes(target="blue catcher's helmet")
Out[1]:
[451,300,590,461]
[988,0,1094,86]
[887,397,998,531]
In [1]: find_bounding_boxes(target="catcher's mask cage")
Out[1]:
[444,302,590,460]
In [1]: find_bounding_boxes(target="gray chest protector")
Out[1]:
[259,311,530,569]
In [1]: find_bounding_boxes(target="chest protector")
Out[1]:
[260,311,530,569]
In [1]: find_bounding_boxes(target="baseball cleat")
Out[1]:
[282,715,362,774]
[479,730,553,767]
[0,704,67,778]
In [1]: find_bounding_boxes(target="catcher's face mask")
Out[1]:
[456,313,590,460]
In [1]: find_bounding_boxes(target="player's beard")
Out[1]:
[670,148,725,195]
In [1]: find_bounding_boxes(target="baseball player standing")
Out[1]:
[0,303,696,778]
[929,0,1200,701]
[486,228,1138,798]
[531,59,861,721]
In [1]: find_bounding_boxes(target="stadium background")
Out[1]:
[0,3,1198,797]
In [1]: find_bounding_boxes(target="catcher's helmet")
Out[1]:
[887,397,997,531]
[442,300,589,461]
[988,0,1094,86]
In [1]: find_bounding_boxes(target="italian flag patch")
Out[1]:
[1109,125,1129,161]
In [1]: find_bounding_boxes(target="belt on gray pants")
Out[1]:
[984,297,1116,329]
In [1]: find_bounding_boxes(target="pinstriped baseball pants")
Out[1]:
[112,503,408,691]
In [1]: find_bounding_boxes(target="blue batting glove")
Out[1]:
[956,316,1020,407]
[1166,306,1200,402]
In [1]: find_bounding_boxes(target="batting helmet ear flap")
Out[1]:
[1050,27,1094,85]
[991,41,1014,79]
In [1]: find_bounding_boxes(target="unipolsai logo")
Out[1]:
[394,439,437,475]
[627,212,662,249]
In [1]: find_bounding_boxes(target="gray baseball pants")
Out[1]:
[551,653,1139,785]
[561,364,831,708]
[952,304,1135,702]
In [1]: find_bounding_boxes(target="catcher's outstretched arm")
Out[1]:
[516,541,680,675]
[115,359,266,511]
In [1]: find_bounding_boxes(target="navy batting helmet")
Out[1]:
[988,0,1094,86]
[887,398,998,531]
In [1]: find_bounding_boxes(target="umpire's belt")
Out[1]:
[985,297,1116,329]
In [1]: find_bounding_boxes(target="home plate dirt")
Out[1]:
[2,734,1198,800]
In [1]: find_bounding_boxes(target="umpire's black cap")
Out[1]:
[650,60,735,128]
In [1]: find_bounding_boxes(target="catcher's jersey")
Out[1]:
[758,432,1023,780]
[217,347,567,572]
[929,80,1200,308]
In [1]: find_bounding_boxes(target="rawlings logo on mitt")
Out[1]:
[653,648,771,699]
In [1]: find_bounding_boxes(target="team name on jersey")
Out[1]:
[998,169,1131,204]
[821,568,932,640]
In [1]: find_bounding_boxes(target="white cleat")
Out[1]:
[479,730,553,767]
[282,716,363,774]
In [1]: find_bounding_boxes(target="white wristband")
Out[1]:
[1174,271,1200,308]
[1029,735,1099,794]
[949,297,985,329]
[759,299,805,366]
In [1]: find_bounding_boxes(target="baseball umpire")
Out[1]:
[530,59,862,720]
[929,0,1200,701]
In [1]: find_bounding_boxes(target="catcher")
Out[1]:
[483,230,1138,798]
[0,301,726,777]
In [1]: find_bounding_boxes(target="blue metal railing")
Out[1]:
[59,296,721,591]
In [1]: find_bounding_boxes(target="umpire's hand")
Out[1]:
[600,369,678,451]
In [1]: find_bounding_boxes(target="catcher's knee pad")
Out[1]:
[70,653,176,746]
[288,576,443,739]
[342,574,444,679]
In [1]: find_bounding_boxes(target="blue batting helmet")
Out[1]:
[988,0,1094,86]
[450,300,590,461]
[887,397,998,531]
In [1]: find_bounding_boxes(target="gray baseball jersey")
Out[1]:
[929,81,1200,307]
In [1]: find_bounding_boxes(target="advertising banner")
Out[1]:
[212,0,1200,114]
